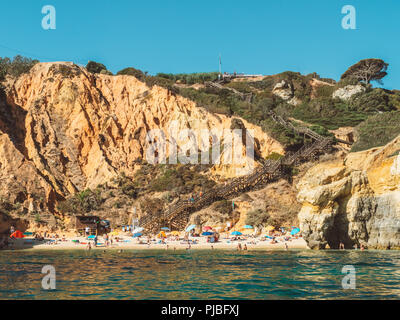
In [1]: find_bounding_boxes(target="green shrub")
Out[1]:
[156,72,220,84]
[309,125,334,137]
[225,81,254,94]
[314,85,335,98]
[336,77,361,88]
[245,208,269,227]
[34,213,42,223]
[100,69,113,75]
[265,152,284,161]
[0,55,38,80]
[351,111,400,152]
[141,164,215,194]
[213,200,233,215]
[117,67,146,81]
[86,61,110,74]
[144,76,178,93]
[49,64,81,79]
[291,99,370,130]
[348,88,400,112]
[57,188,103,214]
[112,173,138,198]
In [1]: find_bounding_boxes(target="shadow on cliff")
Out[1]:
[0,86,28,157]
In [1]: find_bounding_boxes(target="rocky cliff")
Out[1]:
[0,62,283,227]
[297,135,400,249]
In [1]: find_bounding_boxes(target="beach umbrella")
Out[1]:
[266,225,275,232]
[10,230,24,239]
[171,231,180,236]
[243,225,253,229]
[110,231,119,236]
[161,227,170,231]
[132,227,144,233]
[23,232,33,236]
[202,231,214,236]
[291,228,300,235]
[186,224,196,232]
[231,231,242,236]
[157,231,167,238]
[203,226,212,231]
[88,235,96,239]
[133,232,143,238]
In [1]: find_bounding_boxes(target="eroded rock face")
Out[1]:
[0,62,283,222]
[272,80,301,106]
[272,80,294,101]
[332,85,366,101]
[297,135,400,249]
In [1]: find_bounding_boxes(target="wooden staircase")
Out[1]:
[138,110,351,233]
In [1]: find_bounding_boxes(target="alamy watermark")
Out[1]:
[144,123,255,172]
[42,5,56,30]
[341,265,356,289]
[41,265,56,290]
[342,5,356,30]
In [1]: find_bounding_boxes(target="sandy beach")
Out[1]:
[3,233,308,251]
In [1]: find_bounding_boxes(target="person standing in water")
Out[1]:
[87,242,91,251]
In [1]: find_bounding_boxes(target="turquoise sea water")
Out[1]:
[1,249,399,300]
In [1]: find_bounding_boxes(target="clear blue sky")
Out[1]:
[1,0,399,88]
